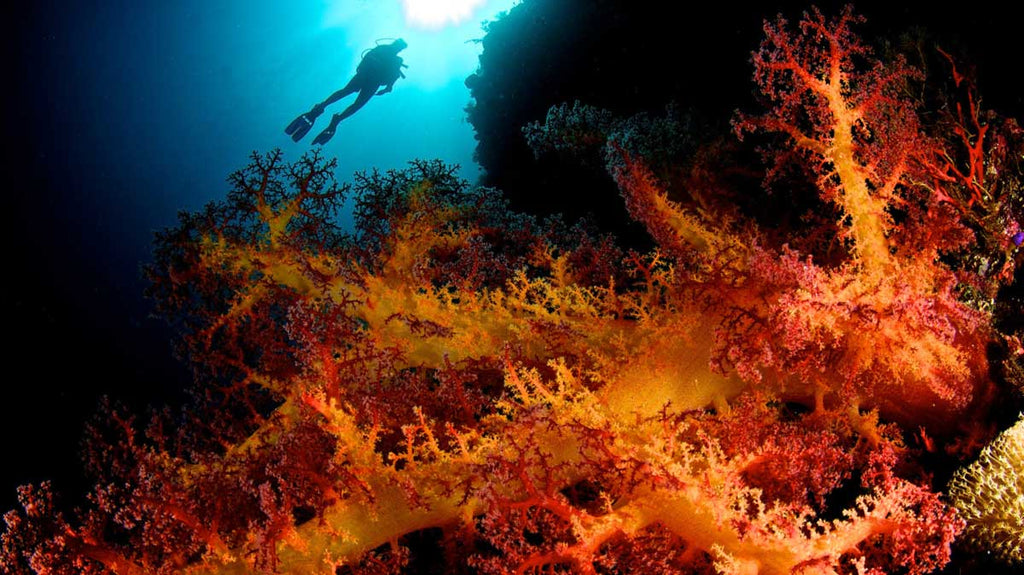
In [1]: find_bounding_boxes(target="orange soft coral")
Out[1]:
[7,6,1019,575]
[1,148,965,574]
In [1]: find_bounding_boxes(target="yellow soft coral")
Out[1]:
[948,414,1024,563]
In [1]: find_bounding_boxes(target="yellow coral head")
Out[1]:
[949,413,1024,564]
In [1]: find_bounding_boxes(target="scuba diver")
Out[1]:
[286,38,409,145]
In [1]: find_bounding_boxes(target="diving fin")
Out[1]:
[284,104,324,142]
[312,115,342,146]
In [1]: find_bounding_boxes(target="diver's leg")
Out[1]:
[312,87,377,145]
[334,87,376,122]
[287,78,358,140]
[320,77,360,107]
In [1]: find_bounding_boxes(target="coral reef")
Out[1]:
[3,5,1023,575]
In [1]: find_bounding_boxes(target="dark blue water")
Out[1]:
[3,0,513,508]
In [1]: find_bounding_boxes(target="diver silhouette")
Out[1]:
[286,38,409,146]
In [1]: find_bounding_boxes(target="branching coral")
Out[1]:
[528,6,1003,432]
[3,5,1022,575]
[0,142,969,573]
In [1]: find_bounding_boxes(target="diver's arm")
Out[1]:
[376,59,407,96]
[376,74,403,95]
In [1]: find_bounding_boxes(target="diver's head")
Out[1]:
[393,38,408,52]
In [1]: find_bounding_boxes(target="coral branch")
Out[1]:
[7,5,1019,574]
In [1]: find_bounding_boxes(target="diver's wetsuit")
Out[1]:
[322,69,387,123]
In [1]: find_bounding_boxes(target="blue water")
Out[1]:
[3,0,515,506]
[29,0,513,228]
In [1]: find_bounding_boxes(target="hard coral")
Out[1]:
[949,414,1024,564]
